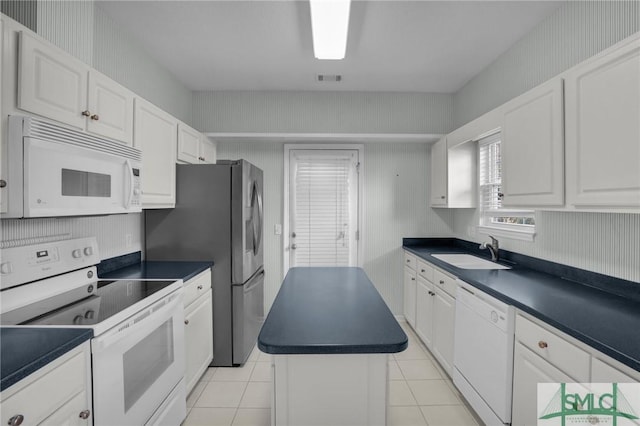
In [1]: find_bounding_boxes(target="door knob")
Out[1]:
[291,232,296,238]
[291,244,297,250]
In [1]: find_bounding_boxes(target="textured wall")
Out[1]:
[1,214,144,261]
[36,0,94,65]
[452,210,640,283]
[193,91,453,134]
[453,1,640,128]
[93,6,192,123]
[216,141,453,313]
[1,0,36,31]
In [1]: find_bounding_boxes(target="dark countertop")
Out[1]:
[258,267,408,355]
[1,327,93,392]
[403,239,640,372]
[100,260,213,282]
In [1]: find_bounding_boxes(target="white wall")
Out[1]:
[217,141,453,313]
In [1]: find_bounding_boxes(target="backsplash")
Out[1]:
[452,209,640,284]
[0,213,144,261]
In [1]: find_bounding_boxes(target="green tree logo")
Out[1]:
[539,383,639,426]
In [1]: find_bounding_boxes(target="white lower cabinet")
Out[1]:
[1,341,92,426]
[183,269,214,394]
[415,276,434,347]
[403,263,417,328]
[512,342,574,426]
[432,288,455,376]
[402,251,456,377]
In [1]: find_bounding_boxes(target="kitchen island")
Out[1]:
[258,267,407,426]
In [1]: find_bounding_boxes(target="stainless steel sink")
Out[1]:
[431,254,511,270]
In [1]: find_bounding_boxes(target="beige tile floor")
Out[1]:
[182,321,482,426]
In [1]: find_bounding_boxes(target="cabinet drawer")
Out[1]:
[2,343,88,425]
[403,251,416,271]
[433,269,456,298]
[515,314,590,381]
[184,269,212,308]
[416,259,434,282]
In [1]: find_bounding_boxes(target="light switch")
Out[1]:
[274,224,282,235]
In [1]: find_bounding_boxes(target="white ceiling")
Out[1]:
[96,0,564,93]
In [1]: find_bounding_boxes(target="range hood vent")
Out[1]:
[317,74,342,82]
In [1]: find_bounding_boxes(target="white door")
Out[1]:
[177,122,201,164]
[432,289,455,376]
[87,71,134,145]
[18,31,88,129]
[288,149,359,268]
[133,97,177,208]
[415,276,434,347]
[430,137,447,206]
[403,267,417,327]
[565,36,640,208]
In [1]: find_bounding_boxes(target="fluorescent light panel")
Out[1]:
[310,0,351,60]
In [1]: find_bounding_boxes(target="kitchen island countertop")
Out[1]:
[258,267,407,354]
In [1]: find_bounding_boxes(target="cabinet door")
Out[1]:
[134,98,177,208]
[0,19,5,214]
[18,31,87,129]
[40,390,91,426]
[432,289,455,376]
[512,342,574,426]
[184,291,214,394]
[403,266,417,327]
[430,137,447,206]
[177,122,201,164]
[199,136,217,164]
[87,71,133,145]
[415,277,434,348]
[502,78,564,207]
[565,36,640,208]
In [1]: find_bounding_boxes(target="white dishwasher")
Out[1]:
[453,279,515,426]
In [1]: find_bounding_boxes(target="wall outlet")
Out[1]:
[274,224,282,235]
[125,234,133,248]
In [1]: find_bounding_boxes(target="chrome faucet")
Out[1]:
[480,236,499,262]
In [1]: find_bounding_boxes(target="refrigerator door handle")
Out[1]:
[241,269,265,293]
[251,181,263,255]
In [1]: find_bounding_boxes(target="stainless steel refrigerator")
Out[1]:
[145,160,264,366]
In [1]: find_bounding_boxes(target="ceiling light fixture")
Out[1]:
[309,0,351,60]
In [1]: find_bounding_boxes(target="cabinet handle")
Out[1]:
[421,269,425,273]
[90,114,99,121]
[79,410,91,420]
[406,259,410,263]
[439,280,445,285]
[411,277,415,281]
[184,319,190,325]
[538,340,548,349]
[0,179,6,188]
[197,285,203,290]
[81,110,91,117]
[7,415,24,426]
[440,195,445,199]
[428,291,435,296]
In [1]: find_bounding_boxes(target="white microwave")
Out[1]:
[3,115,142,218]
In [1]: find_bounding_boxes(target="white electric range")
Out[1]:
[0,237,186,426]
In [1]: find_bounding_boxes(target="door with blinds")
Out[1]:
[288,149,359,268]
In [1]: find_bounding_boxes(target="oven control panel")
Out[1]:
[0,237,100,291]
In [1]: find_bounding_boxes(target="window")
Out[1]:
[478,132,535,240]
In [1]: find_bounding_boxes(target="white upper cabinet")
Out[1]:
[564,34,640,209]
[430,137,448,206]
[502,78,564,207]
[18,31,88,129]
[177,122,217,164]
[199,135,217,164]
[86,71,134,145]
[134,97,177,209]
[177,122,201,164]
[18,31,134,145]
[431,137,476,208]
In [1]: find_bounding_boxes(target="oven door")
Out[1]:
[91,290,186,426]
[23,136,141,217]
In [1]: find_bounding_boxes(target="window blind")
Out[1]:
[479,133,503,215]
[292,152,357,267]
